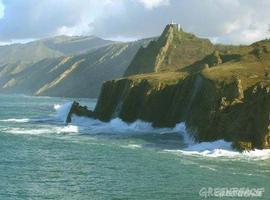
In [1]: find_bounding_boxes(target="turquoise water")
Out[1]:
[0,94,269,200]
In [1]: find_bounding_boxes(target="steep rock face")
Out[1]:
[124,24,214,76]
[93,72,270,150]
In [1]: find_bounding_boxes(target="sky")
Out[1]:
[0,0,269,45]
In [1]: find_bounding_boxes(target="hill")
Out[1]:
[0,35,114,65]
[0,38,152,98]
[124,24,214,76]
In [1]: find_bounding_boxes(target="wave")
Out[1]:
[2,101,270,160]
[0,118,30,123]
[71,115,190,136]
[5,125,79,135]
[164,140,270,160]
[54,102,73,122]
[71,115,270,161]
[0,102,73,124]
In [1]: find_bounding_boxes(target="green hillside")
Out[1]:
[124,24,214,76]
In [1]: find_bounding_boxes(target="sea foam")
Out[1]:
[54,102,73,122]
[164,139,270,160]
[2,102,270,160]
[0,118,30,123]
[71,115,189,136]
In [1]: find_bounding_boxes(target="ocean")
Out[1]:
[0,94,269,199]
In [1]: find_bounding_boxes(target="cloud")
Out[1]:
[0,0,270,44]
[0,0,106,41]
[137,0,170,9]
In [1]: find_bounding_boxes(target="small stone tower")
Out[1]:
[170,20,181,31]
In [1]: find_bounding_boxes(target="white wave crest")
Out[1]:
[5,125,79,135]
[164,139,270,160]
[56,125,79,134]
[6,127,55,135]
[54,102,73,122]
[0,118,30,123]
[71,116,189,136]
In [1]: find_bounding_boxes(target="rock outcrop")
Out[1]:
[66,101,95,123]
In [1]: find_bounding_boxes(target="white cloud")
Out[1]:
[137,0,170,9]
[0,0,270,44]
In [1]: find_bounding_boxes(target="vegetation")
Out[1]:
[124,24,214,76]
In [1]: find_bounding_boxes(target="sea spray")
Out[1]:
[2,101,270,160]
[71,115,189,136]
[54,102,73,122]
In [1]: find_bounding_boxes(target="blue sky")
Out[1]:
[0,0,269,45]
[0,0,4,19]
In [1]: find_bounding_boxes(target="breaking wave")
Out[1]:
[2,102,270,160]
[164,140,270,160]
[0,118,30,123]
[54,102,73,122]
[5,125,78,135]
[71,115,189,136]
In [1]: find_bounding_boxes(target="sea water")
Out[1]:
[0,94,269,199]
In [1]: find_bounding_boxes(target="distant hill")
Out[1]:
[0,38,153,98]
[0,35,114,65]
[124,24,214,76]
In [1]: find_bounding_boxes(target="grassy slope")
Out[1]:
[124,38,270,90]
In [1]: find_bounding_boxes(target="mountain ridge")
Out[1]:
[0,35,115,65]
[0,38,153,97]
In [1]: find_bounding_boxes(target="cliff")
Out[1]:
[69,37,270,150]
[67,24,270,150]
[93,61,270,150]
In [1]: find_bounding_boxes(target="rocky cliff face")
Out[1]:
[92,70,270,150]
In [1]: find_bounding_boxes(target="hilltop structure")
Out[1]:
[124,23,213,76]
[170,20,181,31]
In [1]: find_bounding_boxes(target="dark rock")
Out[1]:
[93,73,270,151]
[66,101,96,123]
